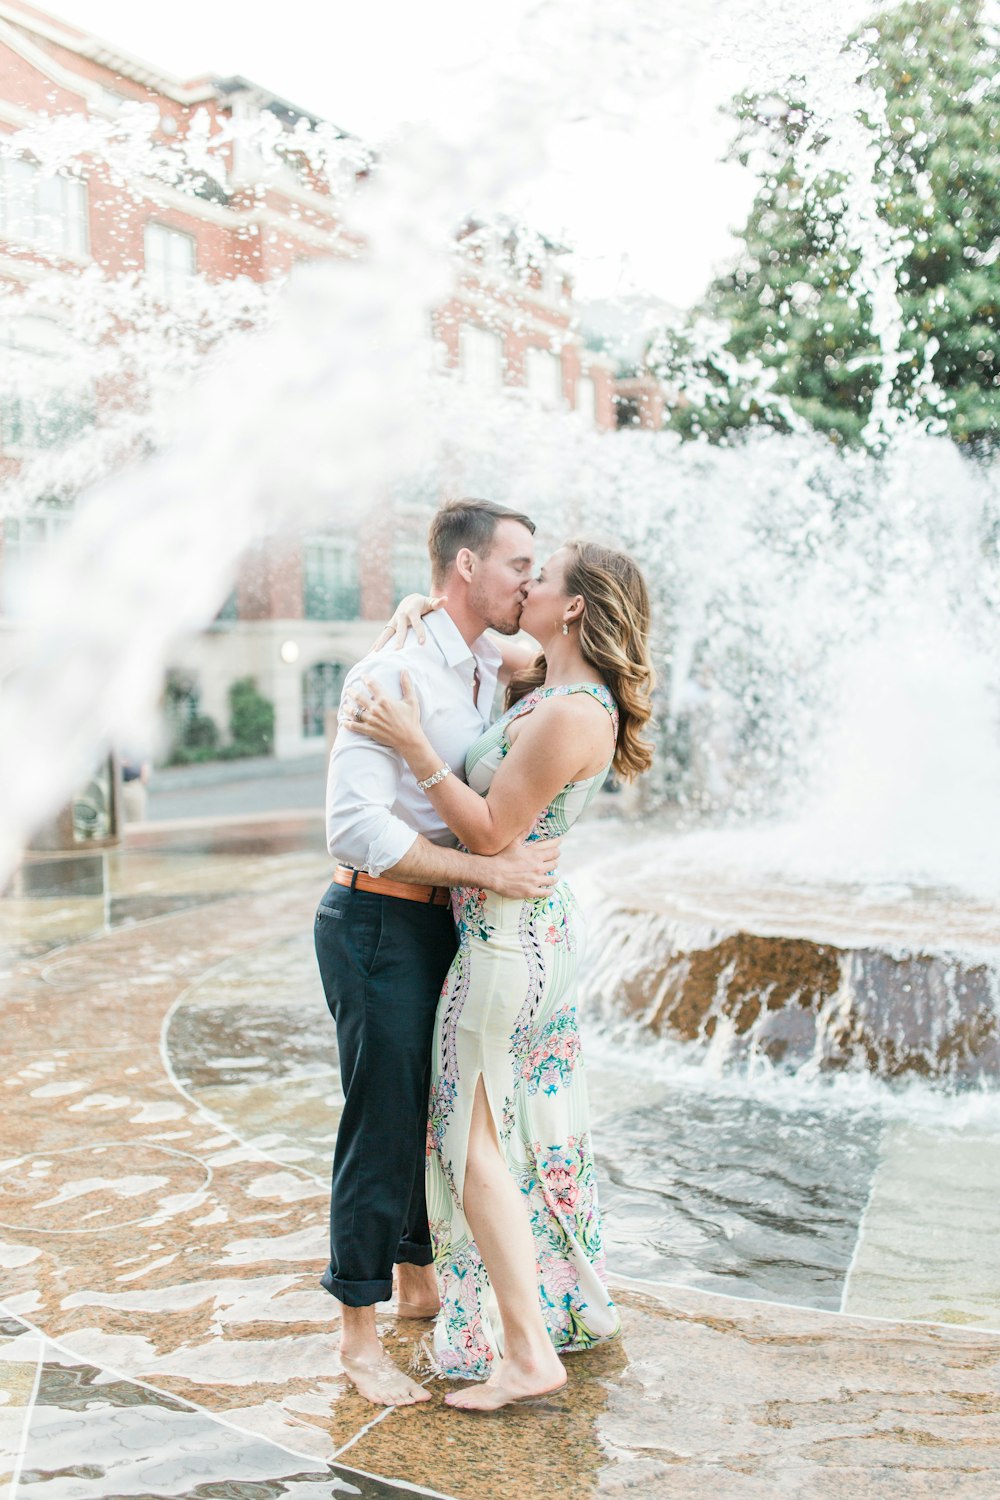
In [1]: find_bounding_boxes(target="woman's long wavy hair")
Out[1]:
[504,540,656,780]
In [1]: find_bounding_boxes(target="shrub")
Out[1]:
[228,676,275,757]
[166,743,222,766]
[184,712,220,749]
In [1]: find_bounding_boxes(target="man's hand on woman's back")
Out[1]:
[488,835,561,900]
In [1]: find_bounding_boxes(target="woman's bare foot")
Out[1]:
[393,1264,440,1320]
[340,1350,432,1406]
[444,1354,566,1413]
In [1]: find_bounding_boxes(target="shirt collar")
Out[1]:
[426,608,502,673]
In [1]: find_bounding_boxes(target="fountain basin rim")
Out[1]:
[581,871,1000,963]
[607,1271,1000,1339]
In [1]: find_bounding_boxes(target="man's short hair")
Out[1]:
[427,498,535,582]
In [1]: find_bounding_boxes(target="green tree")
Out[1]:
[653,0,1000,448]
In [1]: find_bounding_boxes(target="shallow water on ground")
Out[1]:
[4,828,1000,1498]
[165,922,1000,1332]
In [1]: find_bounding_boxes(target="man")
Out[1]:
[316,498,558,1406]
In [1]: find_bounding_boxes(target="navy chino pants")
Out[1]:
[314,879,457,1307]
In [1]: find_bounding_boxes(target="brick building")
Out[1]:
[0,0,626,760]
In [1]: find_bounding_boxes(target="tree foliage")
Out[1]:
[652,0,1000,448]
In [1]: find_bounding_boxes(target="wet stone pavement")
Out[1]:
[2,820,1000,1497]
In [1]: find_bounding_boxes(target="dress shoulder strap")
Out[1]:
[500,681,620,744]
[538,682,619,733]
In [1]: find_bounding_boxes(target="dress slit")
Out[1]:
[450,1068,500,1209]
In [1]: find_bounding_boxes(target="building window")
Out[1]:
[392,539,429,606]
[144,222,196,301]
[525,347,564,406]
[615,393,642,429]
[0,315,95,455]
[2,501,72,593]
[0,391,92,453]
[460,323,503,390]
[303,535,360,621]
[0,157,88,257]
[3,395,67,451]
[576,374,597,423]
[302,661,346,739]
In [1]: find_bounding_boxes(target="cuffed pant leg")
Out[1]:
[314,884,456,1307]
[396,1150,435,1268]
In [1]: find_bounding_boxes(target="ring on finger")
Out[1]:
[354,705,366,721]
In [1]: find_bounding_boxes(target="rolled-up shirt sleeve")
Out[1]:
[325,659,420,876]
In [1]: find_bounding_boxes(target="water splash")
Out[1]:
[1,0,998,895]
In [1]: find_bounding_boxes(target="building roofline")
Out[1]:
[0,0,352,129]
[211,75,353,137]
[460,212,571,258]
[0,0,218,101]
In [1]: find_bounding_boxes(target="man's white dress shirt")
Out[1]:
[325,609,503,876]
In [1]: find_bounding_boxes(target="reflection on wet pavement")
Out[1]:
[1,1316,451,1499]
[2,830,999,1496]
[0,1142,211,1237]
[0,822,324,963]
[167,934,342,1178]
[596,1093,882,1308]
[6,854,107,900]
[170,931,885,1312]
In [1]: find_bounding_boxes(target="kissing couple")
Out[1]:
[314,497,654,1412]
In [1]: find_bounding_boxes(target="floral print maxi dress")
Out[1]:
[426,682,622,1379]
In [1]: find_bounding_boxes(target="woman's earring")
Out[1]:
[562,622,569,636]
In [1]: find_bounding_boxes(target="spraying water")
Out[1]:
[1,0,999,1082]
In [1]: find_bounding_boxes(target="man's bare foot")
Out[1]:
[393,1264,440,1320]
[340,1350,432,1406]
[392,1296,440,1318]
[444,1354,566,1413]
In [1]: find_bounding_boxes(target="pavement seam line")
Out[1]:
[337,1456,461,1498]
[158,941,328,1184]
[608,1270,1000,1338]
[328,1403,397,1462]
[0,1139,213,1237]
[838,1115,890,1315]
[0,1308,333,1469]
[7,1333,43,1500]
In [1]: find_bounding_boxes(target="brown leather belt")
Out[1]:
[334,865,451,907]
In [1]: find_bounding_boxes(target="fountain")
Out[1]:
[2,0,1000,1492]
[574,555,1000,1085]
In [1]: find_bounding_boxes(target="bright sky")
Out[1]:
[32,0,875,307]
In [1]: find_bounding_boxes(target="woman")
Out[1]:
[342,540,654,1411]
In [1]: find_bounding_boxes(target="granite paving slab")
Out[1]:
[843,1122,1000,1329]
[0,1320,454,1499]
